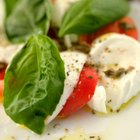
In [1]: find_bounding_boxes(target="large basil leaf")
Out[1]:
[4,35,65,134]
[5,0,51,43]
[58,0,130,37]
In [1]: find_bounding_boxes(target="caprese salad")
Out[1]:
[0,0,140,136]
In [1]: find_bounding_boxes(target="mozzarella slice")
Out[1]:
[88,86,107,113]
[89,34,140,111]
[46,51,87,123]
[51,0,79,27]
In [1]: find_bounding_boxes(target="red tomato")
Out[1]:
[0,66,7,80]
[79,16,138,47]
[0,65,6,101]
[0,80,4,102]
[119,17,138,40]
[59,65,98,117]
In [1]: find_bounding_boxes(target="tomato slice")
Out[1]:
[0,64,7,102]
[0,65,7,80]
[59,65,98,117]
[79,16,138,47]
[0,80,4,102]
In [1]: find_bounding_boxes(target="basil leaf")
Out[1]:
[5,0,51,43]
[58,0,130,37]
[4,35,65,134]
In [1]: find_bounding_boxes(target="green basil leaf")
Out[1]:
[4,35,65,134]
[58,0,130,37]
[5,0,51,43]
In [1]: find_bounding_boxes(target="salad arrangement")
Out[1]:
[0,0,140,137]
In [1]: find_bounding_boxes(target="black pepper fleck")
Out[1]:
[67,72,70,76]
[9,136,16,140]
[76,68,80,72]
[89,135,95,139]
[88,76,93,79]
[104,47,111,53]
[65,128,69,132]
[97,136,101,140]
[110,109,113,113]
[119,22,135,31]
[108,99,112,103]
[92,110,95,115]
[53,123,59,128]
[116,109,120,113]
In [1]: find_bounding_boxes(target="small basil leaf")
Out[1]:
[5,0,51,43]
[4,35,65,134]
[58,0,130,37]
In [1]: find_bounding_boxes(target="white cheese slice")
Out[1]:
[46,51,87,123]
[89,34,140,111]
[88,86,107,113]
[51,0,79,27]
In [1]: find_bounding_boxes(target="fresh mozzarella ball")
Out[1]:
[46,51,87,123]
[51,0,79,27]
[88,86,107,113]
[89,33,140,111]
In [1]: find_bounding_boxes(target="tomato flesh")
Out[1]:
[0,80,4,102]
[59,65,98,117]
[79,16,138,46]
[119,17,138,40]
[0,65,7,101]
[0,66,7,80]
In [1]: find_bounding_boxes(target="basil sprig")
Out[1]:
[4,35,65,134]
[58,0,130,37]
[5,0,51,43]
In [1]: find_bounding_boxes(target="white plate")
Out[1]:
[0,1,140,140]
[1,95,140,140]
